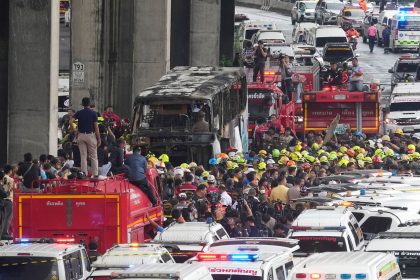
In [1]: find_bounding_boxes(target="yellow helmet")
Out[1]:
[158,154,170,163]
[319,156,328,163]
[317,149,325,156]
[408,144,416,153]
[412,152,420,160]
[280,149,288,156]
[349,158,356,163]
[364,156,373,164]
[339,146,347,153]
[352,146,360,151]
[374,149,384,156]
[356,153,365,160]
[328,153,338,161]
[385,149,394,157]
[259,150,267,156]
[301,150,309,157]
[279,156,290,165]
[290,152,302,161]
[180,163,189,169]
[306,155,316,163]
[312,143,320,151]
[357,159,365,168]
[202,171,210,178]
[394,128,404,136]
[258,162,267,170]
[338,159,349,167]
[294,143,302,152]
[226,161,235,170]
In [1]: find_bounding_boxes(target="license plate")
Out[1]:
[404,126,414,132]
[334,94,346,100]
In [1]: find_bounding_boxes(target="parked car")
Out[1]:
[315,0,345,25]
[337,6,366,31]
[291,0,317,24]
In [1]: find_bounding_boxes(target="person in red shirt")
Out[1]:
[102,105,120,125]
[206,175,219,193]
[176,173,197,195]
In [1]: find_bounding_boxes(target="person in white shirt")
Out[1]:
[219,184,232,206]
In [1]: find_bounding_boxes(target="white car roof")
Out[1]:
[113,263,211,279]
[366,225,420,251]
[92,244,171,269]
[392,83,420,95]
[208,238,300,253]
[153,222,224,244]
[293,252,389,271]
[316,27,346,37]
[0,243,82,258]
[391,95,420,103]
[351,206,420,221]
[258,31,286,40]
[292,207,351,228]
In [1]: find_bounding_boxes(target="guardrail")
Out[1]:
[236,0,295,13]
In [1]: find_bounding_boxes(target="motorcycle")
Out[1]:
[348,35,358,50]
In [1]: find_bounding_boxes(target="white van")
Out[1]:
[109,263,214,280]
[366,225,420,280]
[389,8,420,52]
[288,206,364,255]
[189,238,299,280]
[88,243,174,279]
[304,26,347,54]
[289,252,402,280]
[0,238,91,280]
[376,9,398,46]
[385,92,420,134]
[152,222,229,263]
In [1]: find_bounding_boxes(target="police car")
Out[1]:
[289,252,402,280]
[88,243,175,279]
[365,225,420,279]
[109,263,213,280]
[152,222,229,263]
[0,238,91,280]
[188,238,300,280]
[288,207,364,256]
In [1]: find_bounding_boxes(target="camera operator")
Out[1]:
[253,40,268,83]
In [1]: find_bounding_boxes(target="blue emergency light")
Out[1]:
[355,274,367,279]
[341,274,351,279]
[197,253,259,262]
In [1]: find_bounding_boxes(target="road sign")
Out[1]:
[72,61,85,87]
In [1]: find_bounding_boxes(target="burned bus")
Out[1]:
[131,66,248,165]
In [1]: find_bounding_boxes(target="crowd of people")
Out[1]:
[1,96,420,240]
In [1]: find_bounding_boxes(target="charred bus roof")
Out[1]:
[134,66,245,103]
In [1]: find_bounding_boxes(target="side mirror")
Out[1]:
[388,68,394,73]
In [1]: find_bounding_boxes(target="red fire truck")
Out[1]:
[302,82,381,134]
[13,170,162,253]
[247,72,296,149]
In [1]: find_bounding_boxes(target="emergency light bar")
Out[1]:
[197,253,259,262]
[296,273,367,279]
[15,237,75,244]
[378,231,420,239]
[110,272,180,279]
[399,7,417,13]
[289,226,346,231]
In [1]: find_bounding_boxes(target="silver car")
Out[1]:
[315,0,345,25]
[291,1,317,25]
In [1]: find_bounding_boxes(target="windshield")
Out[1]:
[394,251,420,279]
[295,236,347,253]
[302,2,316,9]
[323,46,353,62]
[316,37,347,47]
[343,9,365,17]
[137,102,211,131]
[398,19,420,31]
[248,89,276,121]
[326,3,344,10]
[0,257,59,280]
[212,276,262,280]
[390,102,420,112]
[246,29,259,40]
[360,217,392,234]
[396,62,419,73]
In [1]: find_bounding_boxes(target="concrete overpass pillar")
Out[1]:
[171,1,190,68]
[0,1,9,165]
[70,0,105,111]
[8,0,59,163]
[220,0,235,63]
[132,0,171,102]
[190,0,221,66]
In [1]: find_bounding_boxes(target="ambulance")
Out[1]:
[236,21,278,47]
[389,7,420,53]
[0,238,91,280]
[188,238,300,280]
[289,252,402,280]
[366,225,420,280]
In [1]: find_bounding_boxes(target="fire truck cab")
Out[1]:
[0,238,91,280]
[13,172,163,254]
